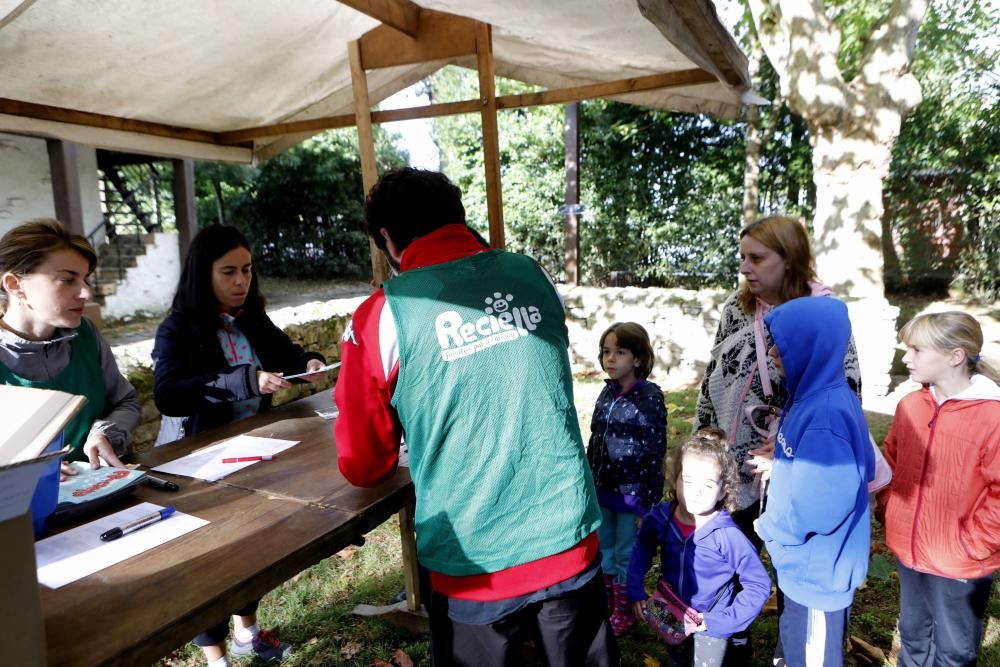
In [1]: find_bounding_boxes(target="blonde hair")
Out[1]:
[0,218,97,316]
[667,427,739,513]
[899,311,1000,383]
[738,215,818,312]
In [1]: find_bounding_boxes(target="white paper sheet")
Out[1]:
[282,362,340,380]
[35,502,208,589]
[151,435,300,482]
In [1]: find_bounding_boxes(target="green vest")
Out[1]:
[0,319,107,461]
[385,250,600,576]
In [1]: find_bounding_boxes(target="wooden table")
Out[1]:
[40,392,416,667]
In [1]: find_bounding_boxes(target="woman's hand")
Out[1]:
[257,370,293,394]
[747,437,775,475]
[59,461,79,482]
[83,433,125,469]
[300,359,327,383]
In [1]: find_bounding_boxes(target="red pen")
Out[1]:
[221,455,274,463]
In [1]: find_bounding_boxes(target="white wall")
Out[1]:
[0,132,102,237]
[101,232,181,321]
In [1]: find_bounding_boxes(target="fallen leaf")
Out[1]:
[338,546,357,560]
[392,648,415,667]
[868,553,893,581]
[373,660,392,667]
[341,641,362,659]
[643,654,661,667]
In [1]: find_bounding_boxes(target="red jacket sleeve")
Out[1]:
[334,289,403,487]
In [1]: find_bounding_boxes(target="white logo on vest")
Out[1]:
[435,291,543,361]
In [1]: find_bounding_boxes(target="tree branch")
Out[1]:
[856,0,927,114]
[748,0,850,127]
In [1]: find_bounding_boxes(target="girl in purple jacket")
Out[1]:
[627,428,771,666]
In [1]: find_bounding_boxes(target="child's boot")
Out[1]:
[609,580,636,636]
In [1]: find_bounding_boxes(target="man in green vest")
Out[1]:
[335,168,617,666]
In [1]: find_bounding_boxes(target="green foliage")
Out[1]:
[194,129,407,279]
[429,66,746,287]
[429,67,567,276]
[579,101,744,287]
[884,0,1000,298]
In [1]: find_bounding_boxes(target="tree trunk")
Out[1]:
[742,47,763,226]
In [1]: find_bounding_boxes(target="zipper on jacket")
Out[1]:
[596,395,621,477]
[910,401,943,560]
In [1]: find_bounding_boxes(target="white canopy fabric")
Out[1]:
[0,0,748,162]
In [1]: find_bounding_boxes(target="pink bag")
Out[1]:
[641,580,703,645]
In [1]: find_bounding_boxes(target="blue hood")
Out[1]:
[765,296,851,403]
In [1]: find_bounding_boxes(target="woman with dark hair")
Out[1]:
[152,225,325,665]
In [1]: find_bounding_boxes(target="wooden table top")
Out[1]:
[41,391,413,667]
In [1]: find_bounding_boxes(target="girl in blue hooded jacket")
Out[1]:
[626,427,771,666]
[587,321,667,635]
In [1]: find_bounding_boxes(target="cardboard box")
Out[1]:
[0,386,87,666]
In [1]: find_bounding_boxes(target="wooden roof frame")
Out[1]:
[1,0,746,284]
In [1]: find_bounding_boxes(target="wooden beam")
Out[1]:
[173,159,197,260]
[0,98,223,145]
[336,0,420,37]
[359,8,477,70]
[46,139,85,236]
[563,103,580,286]
[496,69,717,110]
[216,69,716,145]
[349,40,390,287]
[476,23,504,249]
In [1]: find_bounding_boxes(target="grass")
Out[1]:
[155,381,1000,667]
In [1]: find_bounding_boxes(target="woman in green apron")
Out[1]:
[0,218,139,478]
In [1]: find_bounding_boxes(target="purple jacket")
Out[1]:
[626,502,771,638]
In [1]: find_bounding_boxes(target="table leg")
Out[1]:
[398,500,420,611]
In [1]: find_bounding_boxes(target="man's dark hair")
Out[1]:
[365,168,466,254]
[171,225,265,324]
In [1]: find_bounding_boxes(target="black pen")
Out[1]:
[100,506,176,542]
[143,475,179,492]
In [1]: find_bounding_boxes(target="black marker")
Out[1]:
[143,475,179,492]
[100,506,175,542]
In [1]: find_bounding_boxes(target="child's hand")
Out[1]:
[632,601,646,620]
[59,461,79,482]
[684,611,706,635]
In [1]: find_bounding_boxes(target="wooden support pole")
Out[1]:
[349,40,390,287]
[475,23,504,249]
[46,139,85,236]
[172,159,197,259]
[564,102,580,286]
[398,499,420,611]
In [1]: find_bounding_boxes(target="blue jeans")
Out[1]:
[597,507,637,583]
[897,562,994,667]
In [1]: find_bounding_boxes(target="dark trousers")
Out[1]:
[194,598,261,647]
[897,562,994,667]
[724,503,776,665]
[428,569,620,667]
[778,594,849,667]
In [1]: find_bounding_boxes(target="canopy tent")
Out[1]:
[0,0,749,280]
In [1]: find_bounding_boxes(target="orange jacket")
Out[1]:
[879,377,1000,579]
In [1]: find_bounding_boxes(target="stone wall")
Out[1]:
[126,314,351,450]
[560,285,731,389]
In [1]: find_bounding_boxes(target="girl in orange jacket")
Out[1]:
[879,311,1000,667]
